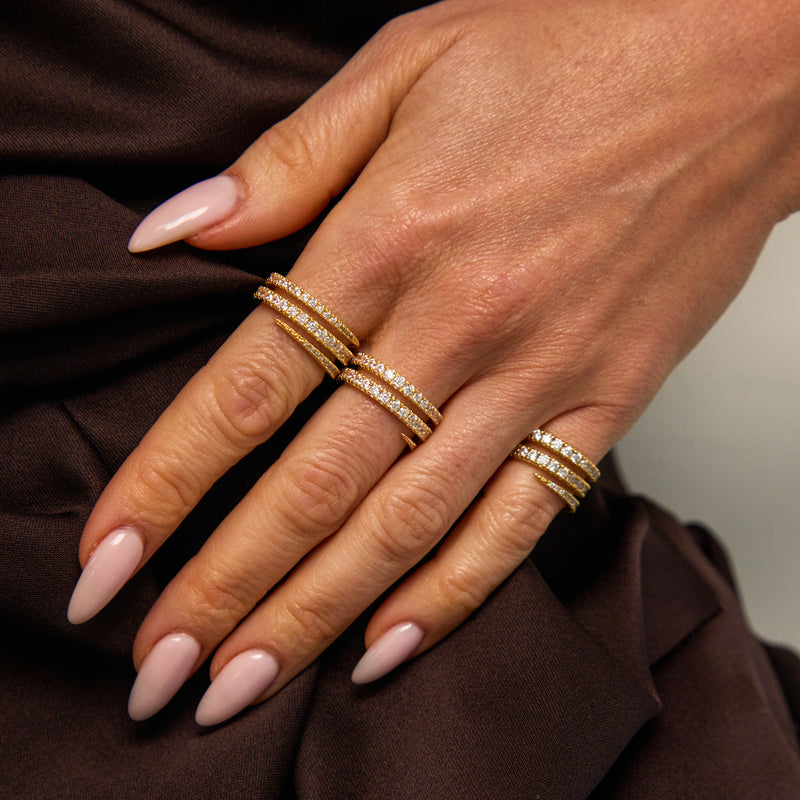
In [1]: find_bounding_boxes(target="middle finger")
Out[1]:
[126,301,499,718]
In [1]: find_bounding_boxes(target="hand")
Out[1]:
[68,0,800,725]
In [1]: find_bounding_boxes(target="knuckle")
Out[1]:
[371,12,422,57]
[412,262,535,363]
[280,593,339,644]
[258,119,319,184]
[335,202,434,287]
[128,448,199,525]
[371,480,451,564]
[489,488,556,557]
[436,565,489,617]
[277,451,361,535]
[459,262,531,331]
[212,357,293,443]
[375,11,415,42]
[183,562,259,628]
[372,6,455,57]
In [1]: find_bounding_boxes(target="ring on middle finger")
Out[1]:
[340,353,443,450]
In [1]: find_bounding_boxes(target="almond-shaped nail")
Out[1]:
[128,633,201,721]
[195,649,280,727]
[351,622,424,685]
[67,527,144,624]
[128,175,242,252]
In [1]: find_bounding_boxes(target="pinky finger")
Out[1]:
[352,427,606,684]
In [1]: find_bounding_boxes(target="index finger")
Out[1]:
[66,276,366,624]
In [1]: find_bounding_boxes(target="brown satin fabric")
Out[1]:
[1,2,799,798]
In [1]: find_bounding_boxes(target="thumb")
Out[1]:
[128,12,463,253]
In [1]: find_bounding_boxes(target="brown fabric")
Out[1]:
[2,2,799,797]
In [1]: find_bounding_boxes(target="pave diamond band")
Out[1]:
[511,444,591,497]
[273,319,340,379]
[340,369,433,449]
[340,354,441,450]
[530,472,580,513]
[255,280,356,374]
[266,273,359,347]
[527,429,600,482]
[351,353,443,426]
[510,429,600,513]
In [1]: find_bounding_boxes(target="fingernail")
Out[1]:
[128,175,242,252]
[67,527,144,624]
[128,633,201,721]
[351,622,424,685]
[195,649,280,727]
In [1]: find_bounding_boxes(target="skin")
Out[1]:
[78,0,800,714]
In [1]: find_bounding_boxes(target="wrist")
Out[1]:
[703,0,800,219]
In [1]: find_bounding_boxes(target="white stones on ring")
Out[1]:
[273,319,340,380]
[255,285,355,368]
[266,273,359,347]
[351,353,442,425]
[529,429,600,483]
[530,473,580,513]
[512,444,590,497]
[340,369,433,445]
[510,429,600,513]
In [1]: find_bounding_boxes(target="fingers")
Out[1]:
[69,298,338,624]
[183,410,612,726]
[128,7,467,252]
[124,340,485,721]
[188,389,523,724]
[72,236,489,628]
[356,414,612,682]
[129,386,410,662]
[129,375,603,725]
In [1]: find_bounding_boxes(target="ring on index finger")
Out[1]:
[255,273,359,379]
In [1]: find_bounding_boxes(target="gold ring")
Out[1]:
[254,274,357,376]
[266,273,358,346]
[273,319,340,380]
[530,472,580,513]
[526,429,600,483]
[510,429,600,513]
[351,353,443,425]
[340,356,441,449]
[511,444,591,497]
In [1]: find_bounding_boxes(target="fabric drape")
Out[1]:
[1,2,798,797]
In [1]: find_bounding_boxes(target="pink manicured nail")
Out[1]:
[128,175,242,252]
[351,622,424,685]
[67,527,144,624]
[128,633,201,721]
[195,649,280,727]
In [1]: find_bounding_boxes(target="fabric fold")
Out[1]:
[2,1,799,797]
[292,483,725,799]
[296,556,662,800]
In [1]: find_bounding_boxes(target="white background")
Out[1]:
[617,212,799,650]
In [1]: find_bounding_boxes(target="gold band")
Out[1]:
[273,319,340,379]
[510,429,600,513]
[266,273,359,347]
[255,285,355,369]
[339,368,434,449]
[530,471,579,513]
[527,429,600,483]
[351,353,443,425]
[511,444,591,497]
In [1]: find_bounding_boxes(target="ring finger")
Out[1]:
[187,401,607,725]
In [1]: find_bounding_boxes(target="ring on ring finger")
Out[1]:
[510,429,600,512]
